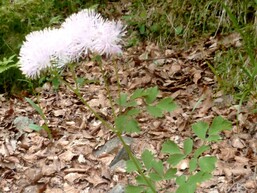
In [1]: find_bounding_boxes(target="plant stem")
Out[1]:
[97,58,117,118]
[60,77,156,193]
[114,59,122,114]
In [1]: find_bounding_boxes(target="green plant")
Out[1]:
[125,116,232,193]
[212,2,257,100]
[0,54,24,93]
[0,0,107,94]
[25,97,52,139]
[21,7,233,193]
[123,0,256,47]
[0,55,17,73]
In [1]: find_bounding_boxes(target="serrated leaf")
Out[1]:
[176,184,194,193]
[149,172,162,181]
[126,159,142,173]
[176,175,186,186]
[52,76,60,90]
[206,134,221,142]
[146,105,163,117]
[157,97,177,112]
[117,93,128,107]
[189,158,198,172]
[28,123,43,131]
[176,183,196,193]
[115,115,140,133]
[193,145,210,158]
[76,77,85,86]
[141,150,154,169]
[131,88,145,100]
[125,185,145,193]
[144,86,159,104]
[115,115,126,131]
[125,118,140,133]
[25,97,47,121]
[209,116,232,135]
[152,160,164,177]
[136,175,153,186]
[183,138,193,156]
[167,154,186,166]
[126,108,141,116]
[161,140,181,154]
[145,188,156,193]
[192,121,209,140]
[164,168,177,180]
[199,156,217,172]
[0,63,17,73]
[188,171,212,184]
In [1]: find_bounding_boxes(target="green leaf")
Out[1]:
[157,97,177,112]
[125,185,144,193]
[175,26,183,35]
[25,97,47,121]
[192,121,209,140]
[76,77,85,86]
[193,145,210,158]
[144,87,159,104]
[149,172,162,181]
[117,93,128,107]
[139,24,145,34]
[189,158,198,172]
[161,140,181,155]
[206,134,221,142]
[176,175,186,186]
[176,183,196,193]
[209,116,232,135]
[167,154,186,166]
[183,138,193,156]
[126,159,142,173]
[126,108,141,116]
[139,9,147,19]
[125,118,140,133]
[115,115,140,133]
[0,63,17,73]
[146,105,163,117]
[152,160,164,177]
[28,123,43,132]
[164,168,177,180]
[188,171,212,184]
[0,55,17,73]
[199,156,217,172]
[130,88,145,100]
[52,76,60,90]
[141,150,154,169]
[136,175,153,187]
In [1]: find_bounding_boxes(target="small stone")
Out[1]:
[108,184,125,193]
[231,137,245,149]
[13,116,34,131]
[244,180,256,189]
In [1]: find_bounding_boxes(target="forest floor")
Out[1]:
[0,35,257,193]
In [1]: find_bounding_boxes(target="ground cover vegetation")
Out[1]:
[0,0,257,192]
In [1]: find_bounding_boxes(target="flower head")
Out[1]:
[19,9,126,79]
[61,9,126,57]
[19,28,71,79]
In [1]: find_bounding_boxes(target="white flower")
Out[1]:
[91,20,126,55]
[61,9,126,56]
[61,9,101,59]
[19,9,126,79]
[19,28,71,79]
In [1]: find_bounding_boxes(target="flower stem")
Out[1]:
[60,77,156,193]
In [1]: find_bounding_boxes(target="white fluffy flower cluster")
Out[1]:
[19,9,126,79]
